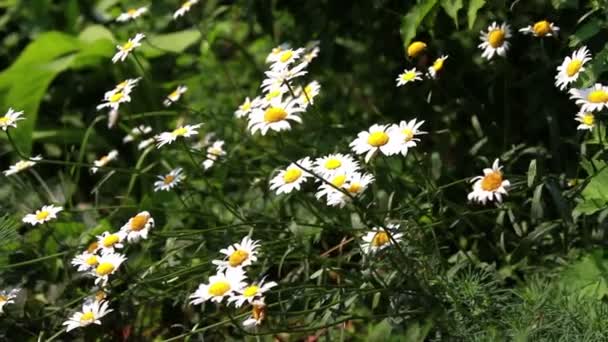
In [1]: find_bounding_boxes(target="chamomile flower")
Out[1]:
[90,150,118,174]
[575,111,595,131]
[235,97,255,118]
[268,48,305,70]
[269,157,313,194]
[315,173,349,202]
[248,97,304,135]
[0,108,24,131]
[555,46,592,91]
[229,278,277,307]
[427,55,448,79]
[387,119,426,156]
[189,268,247,304]
[120,211,154,243]
[407,41,427,58]
[519,20,559,37]
[22,204,62,226]
[0,288,20,314]
[265,44,290,63]
[89,252,127,286]
[467,159,510,205]
[155,123,202,148]
[326,172,375,207]
[95,231,126,254]
[163,85,188,107]
[71,251,100,272]
[154,168,184,191]
[116,6,147,22]
[173,0,199,19]
[103,78,140,100]
[63,300,113,332]
[112,33,145,63]
[478,22,511,60]
[212,236,260,271]
[97,84,134,112]
[123,125,153,143]
[202,140,226,170]
[3,155,42,176]
[261,62,309,93]
[569,83,608,112]
[350,124,399,163]
[396,68,423,86]
[314,153,359,178]
[297,81,321,107]
[138,138,155,150]
[360,224,403,254]
[303,45,320,63]
[243,299,267,327]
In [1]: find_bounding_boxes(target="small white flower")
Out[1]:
[326,172,375,208]
[235,97,255,118]
[396,68,423,86]
[116,6,147,22]
[22,204,63,226]
[243,299,267,327]
[427,55,448,79]
[0,108,24,131]
[387,119,426,156]
[212,236,260,271]
[3,155,42,176]
[90,150,118,174]
[155,123,202,148]
[519,20,559,37]
[555,46,592,91]
[120,211,154,243]
[315,172,350,203]
[248,97,304,135]
[269,157,313,195]
[123,125,153,143]
[349,124,400,163]
[229,278,277,307]
[569,83,608,112]
[62,300,113,332]
[360,224,403,254]
[103,78,140,100]
[97,79,140,112]
[154,168,184,191]
[71,251,100,272]
[478,22,511,60]
[174,0,199,19]
[261,62,308,93]
[163,85,188,107]
[267,48,305,70]
[137,137,155,150]
[575,111,595,131]
[467,159,510,205]
[190,268,247,304]
[0,288,20,314]
[296,81,321,107]
[95,231,126,255]
[303,45,320,63]
[265,44,291,64]
[112,33,145,63]
[88,252,127,286]
[313,153,359,179]
[202,140,226,170]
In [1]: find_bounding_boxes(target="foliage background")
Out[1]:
[2,0,608,340]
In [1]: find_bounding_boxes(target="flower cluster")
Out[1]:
[397,41,448,85]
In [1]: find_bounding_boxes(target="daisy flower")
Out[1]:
[248,97,304,135]
[407,41,427,58]
[315,172,349,202]
[229,278,277,307]
[519,20,559,37]
[360,224,403,254]
[265,44,290,63]
[96,231,126,254]
[261,62,308,93]
[575,111,595,131]
[235,97,255,118]
[116,6,147,22]
[138,138,155,150]
[297,81,321,107]
[314,153,359,179]
[349,124,399,163]
[174,0,199,19]
[71,251,100,272]
[569,83,608,112]
[269,157,313,195]
[467,159,510,205]
[123,125,153,143]
[22,204,63,226]
[303,45,320,63]
[63,300,113,332]
[268,48,305,70]
[387,119,426,156]
[212,236,260,271]
[97,85,135,112]
[427,55,448,79]
[478,22,511,60]
[326,172,375,208]
[154,168,184,192]
[202,140,226,170]
[3,155,42,176]
[103,78,140,100]
[555,46,592,91]
[0,108,24,131]
[189,268,247,304]
[243,299,267,327]
[163,85,188,107]
[396,68,423,86]
[155,123,201,148]
[0,288,20,314]
[89,252,127,286]
[112,33,145,63]
[120,211,154,243]
[90,150,118,174]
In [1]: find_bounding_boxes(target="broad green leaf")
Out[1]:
[400,0,439,48]
[467,0,486,30]
[569,18,602,47]
[441,0,463,29]
[560,250,608,300]
[527,159,537,188]
[141,30,202,58]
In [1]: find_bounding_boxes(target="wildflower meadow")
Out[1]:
[3,0,608,340]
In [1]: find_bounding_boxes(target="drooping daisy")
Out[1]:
[116,6,147,22]
[248,97,304,135]
[97,89,132,112]
[90,150,118,174]
[123,125,153,143]
[360,224,403,254]
[155,123,202,148]
[387,119,426,156]
[297,81,321,107]
[62,300,113,332]
[269,157,313,195]
[112,33,145,63]
[268,48,305,70]
[569,83,608,112]
[519,20,559,37]
[22,204,63,226]
[89,252,127,286]
[120,211,154,243]
[243,299,267,327]
[427,55,448,79]
[467,159,510,205]
[95,231,126,254]
[138,138,155,150]
[235,97,255,118]
[0,288,20,314]
[153,168,184,191]
[71,251,100,272]
[202,140,226,170]
[173,0,199,19]
[104,78,140,100]
[575,111,595,131]
[189,268,247,304]
[212,236,260,271]
[229,278,277,307]
[349,124,399,163]
[396,68,423,86]
[261,62,309,94]
[314,153,359,179]
[478,22,511,60]
[555,46,592,91]
[0,108,24,131]
[163,85,188,107]
[3,155,42,176]
[326,172,375,207]
[407,41,427,58]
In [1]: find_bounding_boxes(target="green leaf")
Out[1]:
[569,18,602,47]
[560,250,608,300]
[141,30,202,58]
[441,0,463,29]
[531,184,544,222]
[400,0,439,48]
[467,0,486,30]
[527,159,537,188]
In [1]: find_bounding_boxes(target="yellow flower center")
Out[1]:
[0,117,9,125]
[243,285,260,297]
[96,262,115,276]
[331,174,347,187]
[169,90,180,99]
[371,231,390,247]
[80,311,95,323]
[533,20,551,36]
[95,291,106,302]
[582,113,594,126]
[279,50,293,63]
[127,8,137,15]
[487,29,505,48]
[121,41,134,51]
[265,89,281,101]
[130,213,149,231]
[401,71,417,81]
[367,131,389,147]
[85,255,98,266]
[102,234,120,247]
[35,210,49,221]
[481,172,503,191]
[566,60,582,77]
[587,90,608,103]
[208,281,231,296]
[163,175,175,185]
[348,182,362,193]
[301,85,315,103]
[240,101,251,111]
[87,242,99,253]
[228,249,249,267]
[116,81,128,89]
[402,128,414,141]
[283,168,302,183]
[432,58,445,72]
[263,107,288,123]
[109,92,123,103]
[0,295,6,302]
[407,41,427,58]
[172,127,188,136]
[324,158,342,170]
